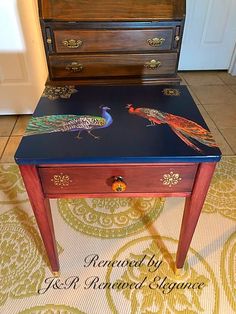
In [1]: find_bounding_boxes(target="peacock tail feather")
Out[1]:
[175,127,217,148]
[25,114,106,136]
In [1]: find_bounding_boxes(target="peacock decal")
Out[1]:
[25,106,112,139]
[126,104,218,152]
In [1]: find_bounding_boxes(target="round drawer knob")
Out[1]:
[112,176,127,192]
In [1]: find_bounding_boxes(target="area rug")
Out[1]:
[0,157,235,314]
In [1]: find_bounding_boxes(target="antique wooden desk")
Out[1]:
[15,85,221,275]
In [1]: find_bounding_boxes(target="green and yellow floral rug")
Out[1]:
[0,157,235,314]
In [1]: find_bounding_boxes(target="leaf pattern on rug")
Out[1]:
[221,231,236,312]
[0,165,27,204]
[0,208,63,307]
[58,198,164,238]
[106,236,219,314]
[203,157,236,220]
[18,304,86,314]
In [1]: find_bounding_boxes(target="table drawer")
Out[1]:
[53,29,174,53]
[49,53,177,79]
[39,164,198,195]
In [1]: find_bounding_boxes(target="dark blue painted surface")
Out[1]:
[15,85,221,165]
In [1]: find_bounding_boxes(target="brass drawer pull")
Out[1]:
[62,39,83,49]
[111,176,127,192]
[65,62,83,72]
[147,37,165,47]
[144,59,161,70]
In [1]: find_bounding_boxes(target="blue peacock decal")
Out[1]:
[25,106,113,139]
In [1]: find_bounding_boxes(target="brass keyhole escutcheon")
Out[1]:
[111,176,127,192]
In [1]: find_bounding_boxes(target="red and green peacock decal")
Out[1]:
[25,106,112,139]
[126,104,218,152]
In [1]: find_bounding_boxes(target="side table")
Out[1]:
[15,85,221,275]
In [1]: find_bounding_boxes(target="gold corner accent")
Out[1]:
[162,88,180,96]
[42,86,78,100]
[160,171,182,187]
[51,173,72,188]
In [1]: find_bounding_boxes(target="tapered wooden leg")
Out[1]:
[176,162,217,270]
[19,165,59,273]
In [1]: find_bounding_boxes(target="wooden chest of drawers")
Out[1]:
[38,0,186,85]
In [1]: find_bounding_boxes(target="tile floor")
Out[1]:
[0,71,236,163]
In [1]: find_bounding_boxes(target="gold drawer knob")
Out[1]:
[147,37,165,47]
[112,176,127,193]
[62,39,83,49]
[65,62,83,72]
[144,59,161,70]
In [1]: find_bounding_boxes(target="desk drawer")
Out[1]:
[39,164,198,195]
[49,53,177,79]
[54,29,174,53]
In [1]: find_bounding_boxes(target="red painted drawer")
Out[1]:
[39,163,198,195]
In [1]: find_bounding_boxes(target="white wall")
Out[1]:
[0,0,48,114]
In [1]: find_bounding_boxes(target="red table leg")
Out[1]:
[19,165,59,274]
[176,162,217,270]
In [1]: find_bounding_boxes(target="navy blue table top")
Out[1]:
[15,85,221,165]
